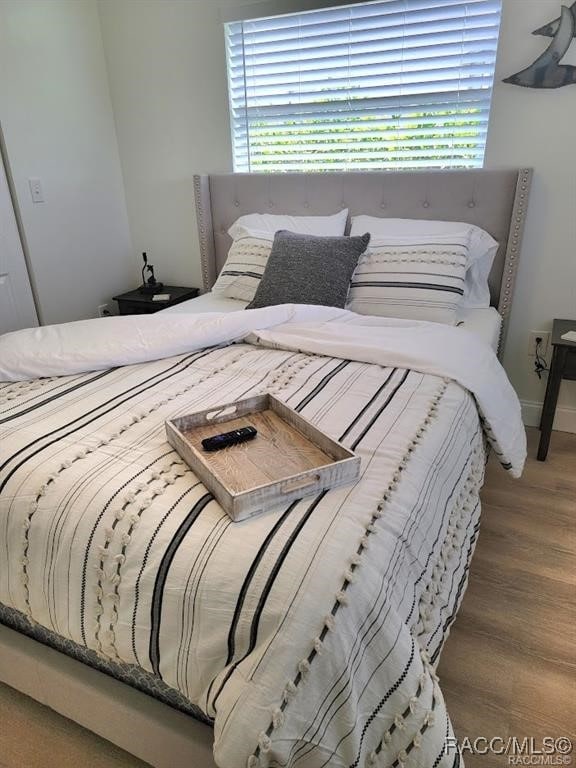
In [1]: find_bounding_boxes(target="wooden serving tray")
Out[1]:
[165,394,360,522]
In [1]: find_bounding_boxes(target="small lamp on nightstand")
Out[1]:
[139,252,164,295]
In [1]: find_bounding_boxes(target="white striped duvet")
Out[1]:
[0,309,525,768]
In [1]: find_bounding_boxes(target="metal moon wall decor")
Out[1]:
[503,2,576,88]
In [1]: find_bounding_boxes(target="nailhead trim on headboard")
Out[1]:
[496,168,532,353]
[193,174,216,291]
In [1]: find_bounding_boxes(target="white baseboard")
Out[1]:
[521,400,576,433]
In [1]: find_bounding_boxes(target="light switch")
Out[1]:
[28,178,44,203]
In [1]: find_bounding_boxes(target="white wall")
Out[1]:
[100,0,575,425]
[98,0,235,289]
[0,0,134,325]
[485,0,576,426]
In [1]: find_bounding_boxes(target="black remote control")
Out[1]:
[202,426,257,452]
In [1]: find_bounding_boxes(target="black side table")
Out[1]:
[537,319,576,461]
[113,286,199,315]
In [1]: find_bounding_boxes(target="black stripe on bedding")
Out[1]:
[351,369,410,451]
[368,241,468,250]
[430,517,481,663]
[178,514,232,695]
[0,347,217,492]
[251,494,326,652]
[149,493,214,677]
[129,483,202,661]
[295,360,350,412]
[0,369,117,425]
[210,492,328,712]
[225,500,300,665]
[359,271,465,280]
[402,416,480,628]
[343,639,417,768]
[221,261,265,269]
[220,270,262,279]
[425,512,478,660]
[351,281,464,295]
[78,450,184,644]
[432,715,451,768]
[338,368,397,442]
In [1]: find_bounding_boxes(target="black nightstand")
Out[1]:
[537,319,576,461]
[113,286,199,315]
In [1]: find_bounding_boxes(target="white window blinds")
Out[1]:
[225,0,501,172]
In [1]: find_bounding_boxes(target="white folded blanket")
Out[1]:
[0,305,525,475]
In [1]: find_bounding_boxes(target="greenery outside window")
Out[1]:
[225,0,502,172]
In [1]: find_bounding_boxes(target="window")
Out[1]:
[225,0,501,172]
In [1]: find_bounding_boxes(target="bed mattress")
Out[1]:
[165,292,503,351]
[0,307,524,768]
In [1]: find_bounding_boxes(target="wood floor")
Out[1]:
[0,428,574,768]
[439,428,576,765]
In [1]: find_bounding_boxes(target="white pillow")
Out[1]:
[346,236,468,325]
[214,209,349,302]
[350,216,498,308]
[212,230,273,301]
[228,208,348,240]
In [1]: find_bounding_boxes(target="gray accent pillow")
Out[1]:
[246,230,370,310]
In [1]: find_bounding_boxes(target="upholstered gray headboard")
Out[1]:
[194,169,532,347]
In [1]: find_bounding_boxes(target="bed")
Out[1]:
[0,169,532,768]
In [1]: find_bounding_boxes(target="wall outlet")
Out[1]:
[28,177,44,203]
[528,330,550,357]
[97,303,112,318]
